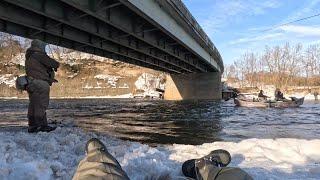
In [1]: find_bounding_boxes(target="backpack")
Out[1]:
[15,76,28,91]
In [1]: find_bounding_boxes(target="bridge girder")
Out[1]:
[0,0,220,74]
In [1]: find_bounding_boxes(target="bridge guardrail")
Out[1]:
[166,0,224,71]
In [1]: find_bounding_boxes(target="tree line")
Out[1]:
[0,33,30,63]
[223,43,320,89]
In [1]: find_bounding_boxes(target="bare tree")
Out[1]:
[0,33,24,63]
[226,42,320,89]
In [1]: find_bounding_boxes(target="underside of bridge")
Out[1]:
[0,0,224,100]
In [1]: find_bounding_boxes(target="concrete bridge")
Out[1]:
[0,0,224,100]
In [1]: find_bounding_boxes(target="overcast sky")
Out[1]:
[183,0,320,64]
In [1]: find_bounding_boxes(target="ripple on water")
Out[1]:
[0,99,319,145]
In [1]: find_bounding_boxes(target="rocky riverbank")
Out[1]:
[0,51,165,99]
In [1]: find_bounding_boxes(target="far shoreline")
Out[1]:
[0,97,318,101]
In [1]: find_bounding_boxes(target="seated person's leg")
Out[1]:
[73,138,129,180]
[213,167,253,180]
[182,149,252,180]
[182,149,231,179]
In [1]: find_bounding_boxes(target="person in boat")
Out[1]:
[274,89,286,101]
[258,90,269,100]
[73,138,253,180]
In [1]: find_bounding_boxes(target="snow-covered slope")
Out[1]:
[0,127,319,180]
[51,51,107,64]
[1,51,166,98]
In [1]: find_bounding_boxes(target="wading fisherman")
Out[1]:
[73,138,253,180]
[25,39,60,133]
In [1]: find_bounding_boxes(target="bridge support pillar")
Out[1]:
[164,72,221,100]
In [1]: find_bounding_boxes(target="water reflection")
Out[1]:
[63,100,224,145]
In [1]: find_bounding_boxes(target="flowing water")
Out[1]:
[0,99,319,145]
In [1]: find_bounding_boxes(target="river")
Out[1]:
[0,99,319,145]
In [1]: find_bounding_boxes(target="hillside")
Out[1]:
[0,51,166,98]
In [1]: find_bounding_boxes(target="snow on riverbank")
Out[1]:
[285,93,318,100]
[0,94,134,99]
[1,127,320,180]
[51,93,133,99]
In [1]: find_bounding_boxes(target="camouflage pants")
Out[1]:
[73,146,129,180]
[26,79,50,128]
[73,148,252,180]
[195,160,253,180]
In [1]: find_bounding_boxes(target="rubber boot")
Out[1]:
[182,149,231,178]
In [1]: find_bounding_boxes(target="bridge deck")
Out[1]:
[0,0,223,74]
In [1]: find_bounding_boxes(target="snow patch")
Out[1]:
[118,83,129,89]
[134,73,165,92]
[134,73,165,99]
[286,93,318,100]
[67,73,78,79]
[0,128,319,179]
[11,53,25,66]
[0,74,16,87]
[94,74,122,88]
[52,93,133,99]
[50,51,111,65]
[82,83,93,89]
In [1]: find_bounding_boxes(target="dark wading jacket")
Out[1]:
[25,48,60,85]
